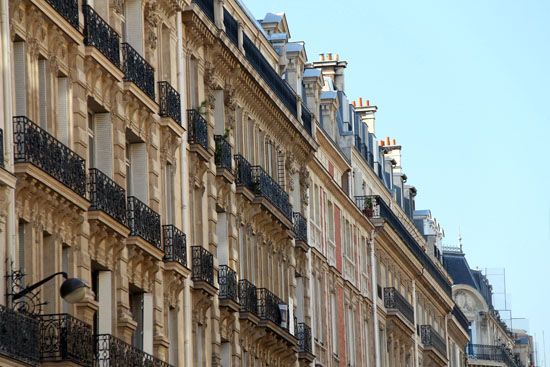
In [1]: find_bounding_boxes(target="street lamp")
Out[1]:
[12,271,87,305]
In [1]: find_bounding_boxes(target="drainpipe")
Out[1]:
[369,229,381,367]
[413,279,419,367]
[176,11,192,367]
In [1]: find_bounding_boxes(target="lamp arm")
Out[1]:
[12,271,68,301]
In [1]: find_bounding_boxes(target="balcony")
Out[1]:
[257,288,286,328]
[96,334,173,367]
[83,5,120,68]
[355,195,452,297]
[127,196,161,249]
[89,168,127,227]
[0,128,4,168]
[191,246,215,288]
[239,279,258,315]
[214,135,232,172]
[45,0,79,29]
[39,313,94,366]
[219,265,239,309]
[187,109,209,152]
[223,9,238,45]
[384,287,414,328]
[158,81,182,125]
[452,305,470,333]
[234,154,254,192]
[301,104,313,135]
[13,116,86,197]
[420,325,447,360]
[163,225,187,267]
[297,322,314,360]
[0,305,39,365]
[251,166,293,222]
[467,344,519,367]
[293,212,308,250]
[122,43,155,101]
[193,0,214,22]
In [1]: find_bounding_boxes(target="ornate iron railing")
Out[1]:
[214,135,232,170]
[13,116,86,197]
[356,195,452,297]
[420,325,447,358]
[467,344,519,367]
[83,5,120,68]
[234,154,254,191]
[252,166,293,221]
[193,0,214,21]
[0,128,4,168]
[39,313,94,366]
[46,0,79,29]
[0,305,40,365]
[218,265,238,303]
[163,225,187,267]
[127,196,161,248]
[301,104,312,135]
[158,81,181,125]
[89,168,127,226]
[257,288,286,328]
[191,246,214,286]
[95,334,173,367]
[452,305,470,333]
[384,287,414,325]
[223,9,239,45]
[239,279,258,315]
[296,322,312,354]
[293,212,308,243]
[187,109,209,150]
[121,43,155,101]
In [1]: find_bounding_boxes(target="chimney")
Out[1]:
[358,97,363,107]
[320,53,325,61]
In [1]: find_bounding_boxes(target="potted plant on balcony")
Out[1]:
[364,197,374,218]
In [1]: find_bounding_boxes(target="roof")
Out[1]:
[321,91,338,100]
[286,42,304,53]
[262,12,283,24]
[303,68,322,78]
[442,251,480,290]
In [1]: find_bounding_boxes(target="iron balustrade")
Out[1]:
[193,0,214,21]
[384,287,414,325]
[467,343,519,367]
[96,334,173,367]
[251,166,293,221]
[83,5,120,68]
[218,265,238,303]
[88,168,127,226]
[127,196,161,248]
[223,9,239,45]
[45,0,79,29]
[163,225,187,267]
[296,322,313,354]
[257,288,286,328]
[0,305,40,365]
[191,246,214,286]
[0,128,3,168]
[452,305,470,333]
[301,105,312,135]
[121,43,155,101]
[234,154,254,191]
[158,81,181,125]
[420,325,447,358]
[13,116,86,197]
[39,313,94,366]
[239,279,258,315]
[293,212,308,243]
[214,135,232,170]
[356,195,452,297]
[187,109,209,150]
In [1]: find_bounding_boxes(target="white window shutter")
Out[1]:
[94,113,113,177]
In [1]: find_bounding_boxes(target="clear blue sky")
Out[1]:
[246,0,550,363]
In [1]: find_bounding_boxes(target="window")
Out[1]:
[17,221,26,272]
[327,201,336,265]
[164,162,175,224]
[168,306,178,365]
[126,135,148,201]
[123,0,144,52]
[130,289,144,349]
[88,113,95,169]
[56,75,70,144]
[330,292,338,355]
[13,42,27,115]
[38,58,50,130]
[346,307,356,366]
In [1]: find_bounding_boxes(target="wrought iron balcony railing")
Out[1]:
[191,246,214,286]
[218,265,238,303]
[13,116,86,197]
[420,325,447,358]
[296,322,312,354]
[46,0,79,29]
[257,288,287,328]
[223,9,238,45]
[452,305,470,333]
[158,81,181,125]
[356,195,452,297]
[163,225,187,267]
[0,128,4,168]
[96,334,173,367]
[234,154,254,191]
[301,105,312,135]
[467,344,519,367]
[239,279,258,315]
[127,196,161,248]
[0,305,40,365]
[193,0,214,22]
[83,5,120,68]
[88,168,127,226]
[384,287,414,325]
[214,135,232,170]
[251,166,293,221]
[187,109,209,150]
[121,43,155,101]
[39,313,94,366]
[293,212,308,243]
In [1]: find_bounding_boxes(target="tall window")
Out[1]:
[13,42,27,115]
[309,184,322,250]
[164,162,175,224]
[327,201,335,265]
[330,292,338,355]
[346,307,356,366]
[38,58,50,130]
[88,113,95,169]
[130,288,144,349]
[56,75,70,144]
